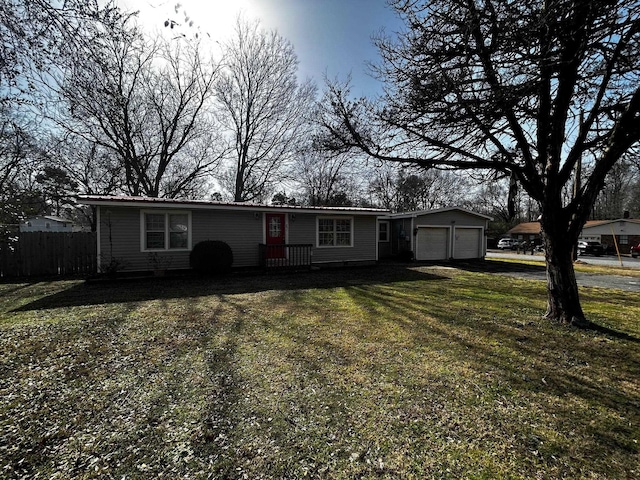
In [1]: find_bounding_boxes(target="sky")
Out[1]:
[118,0,404,97]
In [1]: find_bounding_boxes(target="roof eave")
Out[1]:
[75,195,389,216]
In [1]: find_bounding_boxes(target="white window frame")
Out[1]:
[378,221,390,242]
[140,210,192,252]
[316,216,354,248]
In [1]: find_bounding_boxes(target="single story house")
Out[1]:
[579,219,640,253]
[20,215,74,232]
[506,222,543,246]
[506,218,640,253]
[378,207,493,261]
[77,195,388,273]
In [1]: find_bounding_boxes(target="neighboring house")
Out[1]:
[507,218,640,254]
[20,216,74,233]
[580,219,640,254]
[378,207,493,261]
[76,195,388,273]
[506,222,543,246]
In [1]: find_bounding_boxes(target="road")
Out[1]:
[487,250,640,269]
[486,250,640,292]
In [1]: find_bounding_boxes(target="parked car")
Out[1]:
[631,242,640,258]
[577,241,605,256]
[497,238,517,250]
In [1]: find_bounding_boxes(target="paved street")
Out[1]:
[487,250,640,269]
[486,250,640,292]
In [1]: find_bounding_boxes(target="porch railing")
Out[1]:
[259,244,313,270]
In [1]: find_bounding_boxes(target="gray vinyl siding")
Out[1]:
[290,214,377,264]
[99,206,379,272]
[192,210,263,267]
[98,207,183,272]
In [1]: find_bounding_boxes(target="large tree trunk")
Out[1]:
[540,219,589,327]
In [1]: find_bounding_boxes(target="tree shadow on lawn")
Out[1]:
[10,264,449,312]
[453,258,547,275]
[335,284,640,456]
[453,259,640,342]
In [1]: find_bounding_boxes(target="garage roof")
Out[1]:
[380,206,493,221]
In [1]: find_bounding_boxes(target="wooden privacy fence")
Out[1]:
[0,232,97,278]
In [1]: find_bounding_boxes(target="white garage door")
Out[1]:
[454,228,482,259]
[416,227,449,260]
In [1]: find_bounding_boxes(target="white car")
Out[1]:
[497,238,517,250]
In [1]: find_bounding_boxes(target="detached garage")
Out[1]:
[379,207,492,261]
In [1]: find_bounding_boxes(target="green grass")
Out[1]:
[0,264,638,479]
[488,254,640,277]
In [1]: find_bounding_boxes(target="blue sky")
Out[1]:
[121,0,404,96]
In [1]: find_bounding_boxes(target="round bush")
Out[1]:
[190,240,234,275]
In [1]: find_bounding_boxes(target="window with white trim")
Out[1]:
[318,217,353,247]
[141,211,191,251]
[620,235,629,245]
[379,221,390,242]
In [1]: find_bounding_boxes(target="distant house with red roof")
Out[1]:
[506,218,640,253]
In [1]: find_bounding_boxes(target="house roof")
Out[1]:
[23,215,72,224]
[43,215,72,223]
[76,195,389,216]
[507,222,541,234]
[583,218,640,228]
[507,218,640,235]
[380,206,493,221]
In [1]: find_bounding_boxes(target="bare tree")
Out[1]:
[0,106,34,194]
[57,17,225,198]
[0,104,48,229]
[1,0,124,113]
[320,0,640,326]
[369,164,471,212]
[215,17,317,202]
[45,135,123,230]
[291,145,363,206]
[591,157,639,219]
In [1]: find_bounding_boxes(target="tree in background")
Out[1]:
[591,157,640,219]
[271,191,298,206]
[320,0,640,326]
[0,105,44,229]
[291,143,364,206]
[56,16,225,198]
[369,163,471,213]
[0,0,122,103]
[34,165,78,217]
[215,17,317,202]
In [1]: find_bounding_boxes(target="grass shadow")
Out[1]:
[454,258,547,275]
[10,265,449,312]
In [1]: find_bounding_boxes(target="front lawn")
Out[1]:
[0,264,638,479]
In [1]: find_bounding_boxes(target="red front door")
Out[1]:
[265,213,286,258]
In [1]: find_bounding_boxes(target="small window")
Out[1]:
[141,211,191,251]
[620,235,629,245]
[379,221,390,242]
[317,217,353,247]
